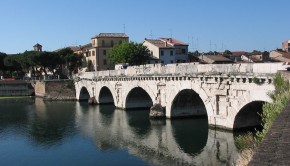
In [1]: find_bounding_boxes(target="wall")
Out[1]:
[0,81,34,97]
[35,80,76,100]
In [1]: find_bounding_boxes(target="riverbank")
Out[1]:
[35,80,76,101]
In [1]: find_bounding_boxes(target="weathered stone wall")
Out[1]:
[0,80,34,96]
[35,81,46,97]
[35,80,76,100]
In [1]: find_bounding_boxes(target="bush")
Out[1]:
[256,73,290,143]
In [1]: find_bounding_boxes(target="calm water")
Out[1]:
[0,98,240,166]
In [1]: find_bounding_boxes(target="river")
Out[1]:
[0,98,241,166]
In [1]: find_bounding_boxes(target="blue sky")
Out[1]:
[1,0,290,54]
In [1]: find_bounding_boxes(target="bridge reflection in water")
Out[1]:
[0,98,240,165]
[76,103,240,165]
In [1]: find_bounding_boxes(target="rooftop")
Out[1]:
[144,37,188,48]
[91,33,128,39]
[203,55,232,62]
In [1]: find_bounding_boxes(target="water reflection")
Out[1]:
[0,99,240,165]
[75,103,240,165]
[29,98,76,147]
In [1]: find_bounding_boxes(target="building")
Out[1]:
[33,43,42,52]
[270,50,290,62]
[77,33,129,71]
[199,55,233,64]
[282,40,290,52]
[143,38,188,64]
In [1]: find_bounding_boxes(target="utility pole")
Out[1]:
[123,24,126,33]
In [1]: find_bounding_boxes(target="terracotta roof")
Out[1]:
[81,43,92,49]
[275,50,290,58]
[204,55,232,61]
[145,39,174,48]
[91,33,128,39]
[159,38,188,46]
[231,51,248,56]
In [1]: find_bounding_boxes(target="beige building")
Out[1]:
[143,38,188,64]
[77,33,129,71]
[282,40,290,52]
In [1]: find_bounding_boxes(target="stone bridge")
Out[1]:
[74,63,282,130]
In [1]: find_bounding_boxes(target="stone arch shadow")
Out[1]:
[124,86,154,110]
[233,100,267,131]
[170,89,208,118]
[78,86,91,101]
[98,86,115,105]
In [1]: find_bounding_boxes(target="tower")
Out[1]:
[33,43,42,52]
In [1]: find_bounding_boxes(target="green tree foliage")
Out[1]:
[0,52,7,71]
[188,51,200,57]
[109,42,150,65]
[57,47,82,76]
[223,50,232,56]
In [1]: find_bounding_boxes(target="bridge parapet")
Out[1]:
[75,63,282,79]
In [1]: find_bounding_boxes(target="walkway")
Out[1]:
[249,101,290,165]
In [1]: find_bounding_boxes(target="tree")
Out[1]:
[223,50,232,56]
[57,48,81,77]
[188,51,200,57]
[0,52,7,71]
[109,42,150,65]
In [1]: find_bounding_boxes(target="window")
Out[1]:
[171,60,173,63]
[103,50,107,56]
[151,51,153,56]
[170,50,173,56]
[161,60,164,64]
[111,40,114,47]
[182,49,186,54]
[103,59,107,65]
[147,61,150,64]
[92,51,95,56]
[102,40,105,46]
[155,61,158,63]
[92,40,95,46]
[161,50,164,56]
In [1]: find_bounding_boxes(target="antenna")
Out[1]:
[169,29,172,38]
[123,24,126,33]
[150,30,153,39]
[196,37,199,51]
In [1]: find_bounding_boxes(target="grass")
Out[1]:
[235,132,257,151]
[256,72,290,143]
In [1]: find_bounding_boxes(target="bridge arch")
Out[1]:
[125,87,154,110]
[98,86,115,105]
[79,87,91,101]
[233,100,266,130]
[167,84,214,120]
[170,89,208,118]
